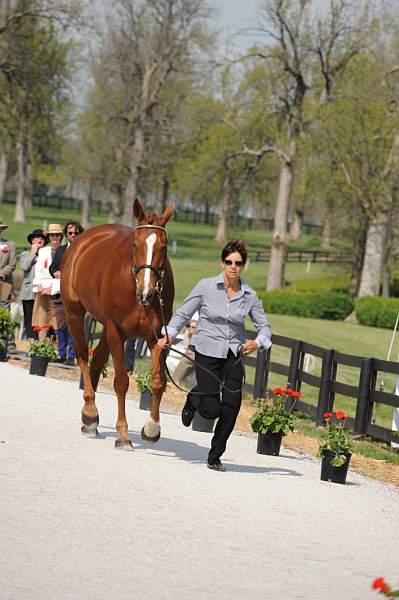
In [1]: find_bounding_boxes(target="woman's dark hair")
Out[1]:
[221,240,247,264]
[63,219,84,235]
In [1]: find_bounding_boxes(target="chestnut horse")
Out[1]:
[61,199,174,449]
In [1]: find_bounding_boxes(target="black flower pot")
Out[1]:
[29,355,49,376]
[139,389,152,411]
[0,343,7,362]
[192,411,215,433]
[257,431,283,456]
[320,451,352,484]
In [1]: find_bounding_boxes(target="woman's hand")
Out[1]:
[157,334,173,349]
[242,340,258,355]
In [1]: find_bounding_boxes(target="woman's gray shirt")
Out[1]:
[19,250,37,301]
[163,273,272,358]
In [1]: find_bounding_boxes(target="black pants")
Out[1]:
[190,350,244,463]
[22,299,35,339]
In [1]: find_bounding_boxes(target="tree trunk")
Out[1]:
[290,207,304,241]
[161,175,169,212]
[14,137,26,223]
[320,213,331,250]
[81,180,92,229]
[124,128,145,226]
[358,213,389,297]
[0,147,9,209]
[266,155,294,291]
[349,215,367,297]
[25,160,33,211]
[214,172,232,243]
[108,186,123,223]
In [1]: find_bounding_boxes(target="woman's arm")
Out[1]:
[157,280,203,347]
[249,296,272,351]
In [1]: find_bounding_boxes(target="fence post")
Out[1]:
[316,349,335,426]
[353,358,374,437]
[287,340,302,390]
[253,348,267,400]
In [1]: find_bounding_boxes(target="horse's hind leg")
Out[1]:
[89,329,110,392]
[65,302,100,438]
[106,320,133,450]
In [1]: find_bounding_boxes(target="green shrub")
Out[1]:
[0,307,13,341]
[257,289,354,320]
[287,276,349,294]
[356,296,399,329]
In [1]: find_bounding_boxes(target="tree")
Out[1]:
[93,0,214,226]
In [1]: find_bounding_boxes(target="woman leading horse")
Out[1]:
[61,199,174,449]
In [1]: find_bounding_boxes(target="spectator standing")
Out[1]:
[171,315,198,386]
[19,228,48,339]
[32,223,63,341]
[49,219,84,365]
[0,220,16,311]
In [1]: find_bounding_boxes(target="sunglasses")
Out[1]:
[224,259,244,267]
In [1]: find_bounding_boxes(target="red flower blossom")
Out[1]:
[290,391,303,398]
[284,388,294,396]
[372,577,391,594]
[272,387,285,395]
[88,348,94,355]
[2,245,9,253]
[336,410,347,420]
[43,325,52,330]
[33,326,42,332]
[323,412,333,419]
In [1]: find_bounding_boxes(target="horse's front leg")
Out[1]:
[106,320,133,450]
[140,341,165,443]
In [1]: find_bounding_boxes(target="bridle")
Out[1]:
[132,224,168,296]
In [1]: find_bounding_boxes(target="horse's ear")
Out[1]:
[133,198,145,223]
[159,201,174,226]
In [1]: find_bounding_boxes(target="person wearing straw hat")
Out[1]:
[19,228,48,339]
[32,224,63,341]
[0,220,16,311]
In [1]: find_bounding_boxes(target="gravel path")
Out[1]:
[1,361,398,600]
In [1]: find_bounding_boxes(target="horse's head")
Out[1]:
[132,199,173,305]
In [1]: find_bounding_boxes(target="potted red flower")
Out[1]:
[372,577,399,597]
[317,411,352,484]
[249,388,301,456]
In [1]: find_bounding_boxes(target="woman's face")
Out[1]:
[221,251,245,279]
[49,233,62,249]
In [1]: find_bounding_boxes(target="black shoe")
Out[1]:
[56,357,66,364]
[64,357,75,367]
[207,459,225,472]
[181,395,195,427]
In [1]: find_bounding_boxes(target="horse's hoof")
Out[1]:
[115,438,134,451]
[141,426,161,443]
[81,425,100,438]
[81,413,100,438]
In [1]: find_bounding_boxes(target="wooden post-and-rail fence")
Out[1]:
[82,316,399,445]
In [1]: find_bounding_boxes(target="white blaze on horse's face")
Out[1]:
[142,232,157,299]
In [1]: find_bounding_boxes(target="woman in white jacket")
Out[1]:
[32,224,63,341]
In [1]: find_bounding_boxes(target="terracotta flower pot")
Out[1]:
[257,431,283,456]
[320,451,352,484]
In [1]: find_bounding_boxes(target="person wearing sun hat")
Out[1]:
[0,219,17,311]
[19,228,48,339]
[31,223,63,341]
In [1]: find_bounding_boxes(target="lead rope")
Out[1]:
[144,291,246,395]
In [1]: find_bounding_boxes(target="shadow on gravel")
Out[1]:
[224,463,303,476]
[99,428,303,476]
